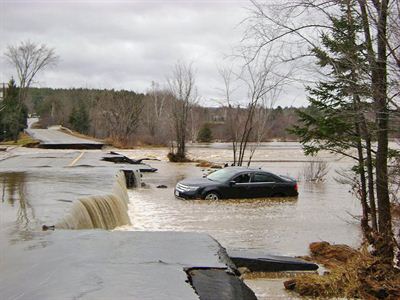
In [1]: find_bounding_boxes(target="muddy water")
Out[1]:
[122,145,361,255]
[0,145,363,299]
[119,144,362,299]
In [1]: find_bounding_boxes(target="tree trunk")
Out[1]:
[374,0,393,262]
[354,96,372,241]
[365,132,378,231]
[358,0,393,261]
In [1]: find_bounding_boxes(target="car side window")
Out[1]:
[233,173,251,183]
[253,173,275,183]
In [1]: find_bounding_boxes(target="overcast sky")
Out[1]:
[0,0,307,107]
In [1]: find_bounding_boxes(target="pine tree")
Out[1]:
[0,78,27,141]
[69,102,89,134]
[197,123,213,143]
[290,2,380,244]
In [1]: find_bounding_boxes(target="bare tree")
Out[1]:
[246,76,282,166]
[219,49,287,166]
[302,158,329,182]
[143,81,169,140]
[167,61,197,161]
[5,40,58,103]
[218,66,241,164]
[98,90,144,147]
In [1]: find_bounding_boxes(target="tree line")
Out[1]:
[24,85,301,146]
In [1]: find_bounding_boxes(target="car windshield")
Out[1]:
[207,168,238,183]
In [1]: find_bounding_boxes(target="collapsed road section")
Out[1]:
[0,150,151,231]
[228,250,318,273]
[0,149,258,299]
[26,127,104,149]
[0,231,256,300]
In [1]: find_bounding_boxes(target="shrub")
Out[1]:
[197,123,213,143]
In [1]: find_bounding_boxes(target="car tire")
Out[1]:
[204,191,220,200]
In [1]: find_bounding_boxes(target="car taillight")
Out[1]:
[294,183,298,191]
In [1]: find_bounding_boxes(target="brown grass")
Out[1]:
[59,127,105,143]
[104,136,167,149]
[167,152,193,162]
[0,132,39,147]
[195,159,223,169]
[285,242,400,299]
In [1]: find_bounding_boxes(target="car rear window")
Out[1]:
[233,173,251,183]
[253,173,276,183]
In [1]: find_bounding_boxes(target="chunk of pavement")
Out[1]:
[186,268,257,300]
[228,250,318,272]
[1,231,237,300]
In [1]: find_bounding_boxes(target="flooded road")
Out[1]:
[115,144,362,299]
[121,144,362,256]
[118,144,362,299]
[0,144,364,299]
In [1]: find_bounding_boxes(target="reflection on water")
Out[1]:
[0,172,36,231]
[2,172,26,205]
[0,172,40,243]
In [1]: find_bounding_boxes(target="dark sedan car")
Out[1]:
[175,167,298,200]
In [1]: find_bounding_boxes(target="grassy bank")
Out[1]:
[284,242,400,299]
[0,132,39,147]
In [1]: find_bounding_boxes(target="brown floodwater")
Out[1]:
[117,144,362,299]
[121,144,361,255]
[0,144,364,299]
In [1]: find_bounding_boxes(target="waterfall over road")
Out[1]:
[56,171,131,230]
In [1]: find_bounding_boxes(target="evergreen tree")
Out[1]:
[197,123,213,143]
[290,2,380,244]
[69,102,90,134]
[0,78,27,141]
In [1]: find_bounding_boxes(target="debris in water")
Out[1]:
[230,254,319,273]
[195,159,222,169]
[42,225,55,231]
[283,279,296,290]
[104,151,160,164]
[156,185,167,189]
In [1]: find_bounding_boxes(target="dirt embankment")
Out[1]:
[284,241,400,299]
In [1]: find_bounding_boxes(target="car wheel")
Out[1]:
[204,192,220,200]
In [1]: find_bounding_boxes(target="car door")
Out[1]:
[228,172,253,198]
[250,172,276,197]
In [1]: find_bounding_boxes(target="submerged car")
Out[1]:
[175,166,298,200]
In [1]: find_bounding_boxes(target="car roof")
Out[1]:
[220,167,294,182]
[223,166,266,172]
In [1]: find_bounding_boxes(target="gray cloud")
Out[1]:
[0,0,307,107]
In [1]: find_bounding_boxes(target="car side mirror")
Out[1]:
[229,180,236,186]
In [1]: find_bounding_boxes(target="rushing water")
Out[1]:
[118,144,362,299]
[0,144,364,299]
[56,171,130,230]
